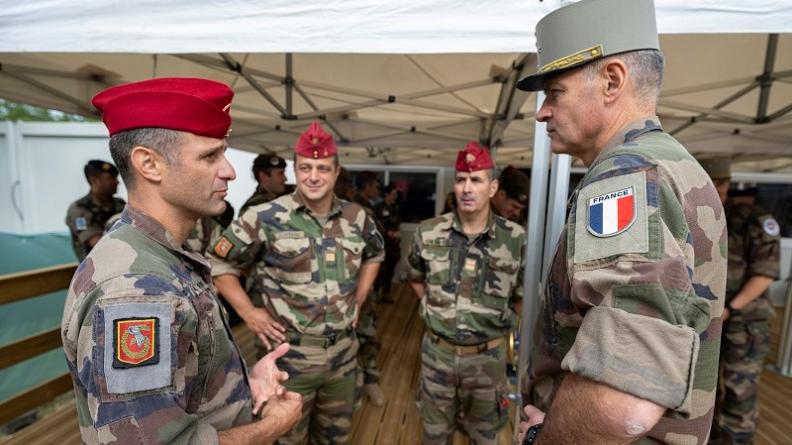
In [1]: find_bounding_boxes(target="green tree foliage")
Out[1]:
[0,99,95,122]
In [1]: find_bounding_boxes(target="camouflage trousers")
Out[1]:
[356,297,381,385]
[417,333,509,445]
[711,319,771,445]
[275,333,359,445]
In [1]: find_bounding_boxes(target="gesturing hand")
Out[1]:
[250,342,291,415]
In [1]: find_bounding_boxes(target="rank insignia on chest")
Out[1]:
[464,257,477,272]
[113,317,159,368]
[587,187,635,237]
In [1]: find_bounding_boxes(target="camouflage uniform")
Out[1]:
[712,202,780,445]
[374,199,402,299]
[522,117,728,444]
[209,191,384,445]
[240,188,279,216]
[61,206,252,444]
[65,193,126,261]
[407,211,525,445]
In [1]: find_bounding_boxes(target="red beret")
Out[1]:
[294,122,337,159]
[91,77,234,139]
[455,141,494,172]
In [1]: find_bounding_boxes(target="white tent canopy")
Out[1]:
[1,1,791,170]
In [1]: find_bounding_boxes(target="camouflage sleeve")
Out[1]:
[560,158,719,415]
[208,206,266,277]
[361,209,385,264]
[66,203,103,244]
[70,283,220,444]
[747,213,781,279]
[405,225,427,282]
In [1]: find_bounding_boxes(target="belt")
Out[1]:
[287,327,354,348]
[428,332,505,356]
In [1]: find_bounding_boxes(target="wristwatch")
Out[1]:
[727,302,742,317]
[522,423,542,445]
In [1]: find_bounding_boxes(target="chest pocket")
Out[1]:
[340,236,366,280]
[480,255,519,307]
[267,237,313,284]
[421,244,452,286]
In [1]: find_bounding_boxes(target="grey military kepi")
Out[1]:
[517,0,660,92]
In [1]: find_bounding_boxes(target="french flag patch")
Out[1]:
[587,187,636,237]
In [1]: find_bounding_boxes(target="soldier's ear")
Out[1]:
[602,59,628,104]
[130,146,164,184]
[489,178,499,198]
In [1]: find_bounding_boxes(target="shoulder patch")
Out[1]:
[102,302,172,394]
[113,317,159,368]
[574,171,649,263]
[763,217,780,237]
[587,187,636,237]
[75,217,87,231]
[214,236,234,258]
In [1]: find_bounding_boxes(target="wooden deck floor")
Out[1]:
[3,286,792,444]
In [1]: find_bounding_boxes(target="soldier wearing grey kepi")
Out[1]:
[209,121,384,445]
[700,157,780,445]
[65,160,126,261]
[407,141,526,445]
[61,77,302,445]
[514,1,727,444]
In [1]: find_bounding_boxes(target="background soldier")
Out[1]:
[62,77,301,444]
[701,157,781,445]
[210,122,384,445]
[490,165,529,225]
[352,170,387,406]
[407,142,525,445]
[65,159,125,261]
[374,184,402,303]
[334,166,357,201]
[514,0,727,444]
[240,153,288,214]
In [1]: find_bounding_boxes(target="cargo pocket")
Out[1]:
[267,237,313,284]
[340,236,365,280]
[480,256,519,311]
[421,245,453,307]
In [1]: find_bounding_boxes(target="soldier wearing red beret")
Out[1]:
[62,77,302,445]
[210,121,385,445]
[405,141,526,444]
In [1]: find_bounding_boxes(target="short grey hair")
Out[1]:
[583,49,665,103]
[108,128,183,187]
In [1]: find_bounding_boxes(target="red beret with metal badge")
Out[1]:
[92,77,234,139]
[294,122,337,159]
[455,141,494,172]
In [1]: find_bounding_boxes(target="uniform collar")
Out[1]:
[601,116,663,154]
[290,191,343,218]
[119,205,211,269]
[450,210,497,239]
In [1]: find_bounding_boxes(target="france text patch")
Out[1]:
[587,187,635,237]
[113,317,159,368]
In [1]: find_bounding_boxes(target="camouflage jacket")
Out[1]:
[374,201,401,233]
[239,187,279,215]
[65,193,126,261]
[524,117,727,444]
[406,211,526,345]
[209,192,385,336]
[725,201,780,321]
[61,206,252,444]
